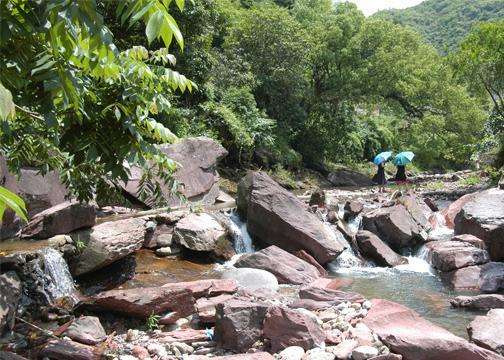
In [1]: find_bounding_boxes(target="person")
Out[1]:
[394,164,407,182]
[374,162,387,192]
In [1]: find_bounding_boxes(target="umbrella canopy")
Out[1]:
[373,151,393,165]
[393,151,415,166]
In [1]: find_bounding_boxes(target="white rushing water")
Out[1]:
[227,211,254,254]
[40,247,77,301]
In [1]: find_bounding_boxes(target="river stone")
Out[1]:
[451,294,504,310]
[327,168,374,187]
[221,267,279,292]
[454,188,504,261]
[0,271,21,336]
[299,286,364,304]
[362,204,423,250]
[398,193,433,229]
[344,201,364,220]
[363,299,504,360]
[196,294,234,323]
[468,309,504,355]
[173,213,227,252]
[441,193,477,229]
[39,339,101,360]
[122,137,227,207]
[293,250,328,276]
[64,316,106,345]
[278,346,305,360]
[327,339,358,359]
[214,298,270,352]
[441,262,504,292]
[352,346,379,360]
[234,245,320,285]
[451,234,487,249]
[161,279,238,298]
[237,171,346,264]
[21,201,96,239]
[70,218,147,276]
[356,230,407,267]
[427,241,489,272]
[190,354,275,360]
[0,352,29,360]
[263,306,325,352]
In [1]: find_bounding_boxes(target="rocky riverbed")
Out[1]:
[1,137,504,360]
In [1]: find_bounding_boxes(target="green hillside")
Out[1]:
[374,0,504,52]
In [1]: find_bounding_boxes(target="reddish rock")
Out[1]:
[344,201,364,219]
[90,287,195,319]
[362,205,423,250]
[0,352,28,360]
[288,299,334,311]
[196,294,234,323]
[294,250,327,276]
[363,299,504,360]
[370,355,402,360]
[451,294,504,310]
[356,230,407,267]
[154,329,209,344]
[70,217,147,276]
[468,309,504,355]
[235,246,320,285]
[123,137,228,207]
[63,316,106,345]
[263,306,325,352]
[215,298,269,352]
[132,345,151,360]
[39,339,101,360]
[327,169,374,187]
[299,286,364,304]
[427,241,489,272]
[189,353,274,360]
[454,189,504,261]
[310,277,353,290]
[237,171,346,264]
[144,224,173,249]
[442,193,476,229]
[452,234,487,249]
[441,262,504,292]
[21,201,95,239]
[399,193,433,228]
[162,279,237,298]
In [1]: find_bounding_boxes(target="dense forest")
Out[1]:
[375,0,504,52]
[0,0,503,206]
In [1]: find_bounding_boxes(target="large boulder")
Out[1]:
[363,299,504,360]
[0,156,68,239]
[237,172,346,264]
[362,205,423,250]
[454,189,504,261]
[173,213,227,252]
[214,298,270,352]
[234,246,320,285]
[398,193,433,229]
[451,294,504,310]
[356,230,407,267]
[21,201,95,239]
[327,168,374,187]
[426,241,489,272]
[221,268,279,293]
[468,309,504,355]
[263,306,325,352]
[441,262,504,292]
[122,137,227,207]
[70,217,147,276]
[89,286,195,319]
[442,193,476,229]
[0,271,21,336]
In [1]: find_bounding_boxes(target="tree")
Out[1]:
[0,0,194,202]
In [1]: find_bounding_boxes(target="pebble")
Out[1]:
[126,329,140,342]
[304,348,335,360]
[147,343,168,358]
[155,247,173,256]
[352,345,379,360]
[170,341,194,355]
[362,301,372,310]
[277,346,305,360]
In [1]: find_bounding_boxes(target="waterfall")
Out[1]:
[39,248,77,302]
[227,211,254,254]
[395,245,433,274]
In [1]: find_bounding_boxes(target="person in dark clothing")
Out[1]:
[374,162,387,192]
[394,165,407,181]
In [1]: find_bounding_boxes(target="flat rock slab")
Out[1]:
[441,262,504,292]
[39,339,101,360]
[427,241,489,272]
[161,279,237,298]
[356,230,407,267]
[299,286,365,304]
[90,287,195,318]
[235,245,320,285]
[469,309,504,355]
[237,171,346,264]
[363,299,504,360]
[452,234,487,249]
[196,294,234,323]
[70,217,147,276]
[153,329,209,344]
[451,294,504,310]
[21,201,95,239]
[455,188,504,261]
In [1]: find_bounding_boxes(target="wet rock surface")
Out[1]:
[427,240,489,272]
[356,230,407,267]
[468,309,504,355]
[451,294,504,310]
[0,271,21,335]
[441,262,504,292]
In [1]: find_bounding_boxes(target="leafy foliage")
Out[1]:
[0,186,28,223]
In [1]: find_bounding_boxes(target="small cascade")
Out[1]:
[395,245,433,274]
[328,248,365,271]
[227,211,254,254]
[39,248,77,302]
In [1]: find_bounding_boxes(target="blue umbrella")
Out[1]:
[393,151,415,166]
[373,151,392,165]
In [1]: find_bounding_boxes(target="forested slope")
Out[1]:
[375,0,504,52]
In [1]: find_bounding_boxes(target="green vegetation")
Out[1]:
[0,186,27,222]
[146,312,160,331]
[375,0,504,52]
[0,0,503,203]
[458,174,482,187]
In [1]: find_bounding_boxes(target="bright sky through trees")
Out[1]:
[344,0,424,15]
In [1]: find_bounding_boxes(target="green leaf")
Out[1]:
[0,186,28,222]
[175,0,184,11]
[0,82,15,121]
[146,10,164,44]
